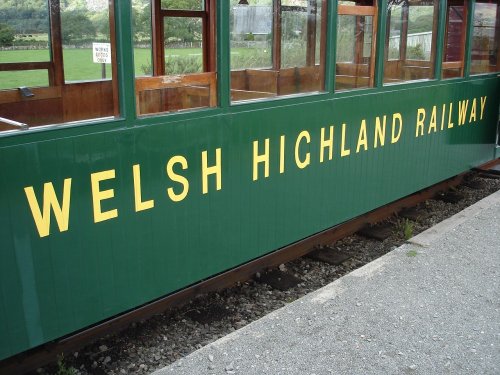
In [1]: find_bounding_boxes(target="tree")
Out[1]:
[0,23,15,47]
[162,0,203,10]
[60,0,88,12]
[61,11,96,43]
[132,0,151,43]
[91,11,111,39]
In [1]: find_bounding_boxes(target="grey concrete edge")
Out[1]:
[408,189,500,247]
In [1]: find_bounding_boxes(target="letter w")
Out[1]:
[24,179,72,238]
[458,100,469,126]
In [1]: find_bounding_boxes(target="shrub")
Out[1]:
[140,55,203,75]
[407,44,426,60]
[0,23,15,47]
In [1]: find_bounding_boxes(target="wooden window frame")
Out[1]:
[442,0,468,77]
[152,0,216,76]
[0,0,117,89]
[471,0,500,74]
[384,0,440,83]
[337,1,378,87]
[0,0,119,130]
[273,1,328,73]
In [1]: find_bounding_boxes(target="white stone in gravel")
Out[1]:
[103,356,111,364]
[208,354,214,362]
[99,345,108,352]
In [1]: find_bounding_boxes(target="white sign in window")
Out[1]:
[93,43,112,64]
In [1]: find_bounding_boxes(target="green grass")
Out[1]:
[0,49,51,64]
[406,249,418,257]
[402,219,414,240]
[0,47,206,89]
[0,46,295,89]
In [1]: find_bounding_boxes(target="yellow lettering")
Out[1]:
[133,164,154,212]
[440,104,446,130]
[416,108,425,137]
[202,148,222,194]
[391,113,403,143]
[356,119,368,153]
[469,98,477,123]
[24,179,72,238]
[458,99,469,126]
[295,131,311,169]
[341,123,351,157]
[166,156,189,202]
[279,135,286,174]
[253,139,270,181]
[448,102,454,128]
[374,116,386,148]
[428,106,437,134]
[480,96,487,120]
[320,126,334,163]
[91,170,118,223]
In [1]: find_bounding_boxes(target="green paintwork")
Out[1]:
[0,0,499,362]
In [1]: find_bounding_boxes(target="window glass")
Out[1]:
[61,2,113,82]
[281,7,308,68]
[230,0,273,70]
[164,17,203,74]
[471,1,500,75]
[230,0,326,103]
[133,0,153,77]
[0,70,49,90]
[406,5,434,60]
[161,0,204,11]
[335,0,377,91]
[337,15,357,63]
[0,0,50,90]
[442,1,466,79]
[0,0,119,133]
[387,5,403,60]
[134,0,217,116]
[384,0,438,84]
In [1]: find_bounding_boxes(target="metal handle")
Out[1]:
[0,117,29,130]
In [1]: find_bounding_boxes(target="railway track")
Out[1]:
[3,162,499,375]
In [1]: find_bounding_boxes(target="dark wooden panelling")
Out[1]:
[62,81,114,122]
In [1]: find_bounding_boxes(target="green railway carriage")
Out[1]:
[0,0,499,362]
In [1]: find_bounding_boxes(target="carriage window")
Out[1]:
[442,0,467,78]
[134,0,216,116]
[384,0,439,84]
[0,0,119,133]
[61,2,114,82]
[470,0,500,75]
[229,0,326,103]
[335,0,377,91]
